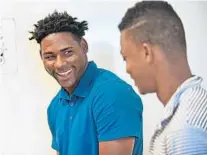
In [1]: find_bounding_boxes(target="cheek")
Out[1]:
[70,53,87,74]
[43,61,52,69]
[43,60,56,71]
[72,52,86,63]
[43,64,55,76]
[62,55,80,68]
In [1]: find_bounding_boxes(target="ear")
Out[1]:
[80,38,88,54]
[142,42,153,64]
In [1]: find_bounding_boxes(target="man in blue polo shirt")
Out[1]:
[29,11,143,155]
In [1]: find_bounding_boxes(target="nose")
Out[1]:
[54,55,66,70]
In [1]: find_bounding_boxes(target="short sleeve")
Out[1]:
[47,98,59,151]
[92,81,143,142]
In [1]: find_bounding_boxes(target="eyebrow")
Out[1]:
[42,47,73,56]
[60,47,72,52]
[42,52,54,56]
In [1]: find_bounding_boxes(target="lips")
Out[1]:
[56,68,72,80]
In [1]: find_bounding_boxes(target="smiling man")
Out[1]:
[29,11,143,155]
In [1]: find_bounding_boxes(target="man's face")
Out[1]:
[40,32,88,92]
[120,30,156,94]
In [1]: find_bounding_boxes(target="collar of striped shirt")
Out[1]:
[157,75,203,130]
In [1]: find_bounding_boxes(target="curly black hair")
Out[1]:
[29,10,88,43]
[118,1,186,53]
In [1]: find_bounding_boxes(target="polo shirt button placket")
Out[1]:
[69,98,75,121]
[70,97,75,106]
[70,102,73,106]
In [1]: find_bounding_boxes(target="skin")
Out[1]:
[99,138,135,155]
[40,32,135,155]
[120,28,192,105]
[40,32,88,94]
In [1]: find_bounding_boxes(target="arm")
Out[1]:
[99,137,135,155]
[93,82,143,155]
[165,126,207,155]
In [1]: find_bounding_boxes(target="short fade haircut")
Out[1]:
[29,10,88,44]
[118,1,186,53]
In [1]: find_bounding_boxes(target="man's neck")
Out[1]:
[156,65,192,106]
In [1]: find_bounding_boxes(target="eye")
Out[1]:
[64,50,72,56]
[44,55,56,61]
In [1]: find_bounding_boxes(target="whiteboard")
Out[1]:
[0,18,17,75]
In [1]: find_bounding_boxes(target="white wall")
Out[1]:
[0,1,207,155]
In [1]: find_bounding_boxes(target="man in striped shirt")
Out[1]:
[118,1,207,154]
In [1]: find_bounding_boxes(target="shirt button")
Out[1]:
[69,116,72,120]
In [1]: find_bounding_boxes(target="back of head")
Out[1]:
[118,1,186,54]
[29,10,88,44]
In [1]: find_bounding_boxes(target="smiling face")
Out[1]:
[40,32,88,93]
[120,30,157,95]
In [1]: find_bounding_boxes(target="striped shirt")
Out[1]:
[149,76,207,155]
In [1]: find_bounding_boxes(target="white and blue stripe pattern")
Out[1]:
[149,76,207,155]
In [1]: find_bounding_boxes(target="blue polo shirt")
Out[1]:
[47,61,143,155]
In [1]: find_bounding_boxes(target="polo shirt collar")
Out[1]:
[158,75,202,129]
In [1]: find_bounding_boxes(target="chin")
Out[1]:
[136,86,148,95]
[139,87,155,95]
[62,83,75,89]
[58,80,75,89]
[138,90,147,95]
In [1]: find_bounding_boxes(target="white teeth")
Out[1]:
[57,69,72,76]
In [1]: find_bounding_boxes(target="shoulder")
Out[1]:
[176,85,207,129]
[92,68,143,111]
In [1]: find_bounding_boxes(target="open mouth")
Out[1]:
[56,68,72,78]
